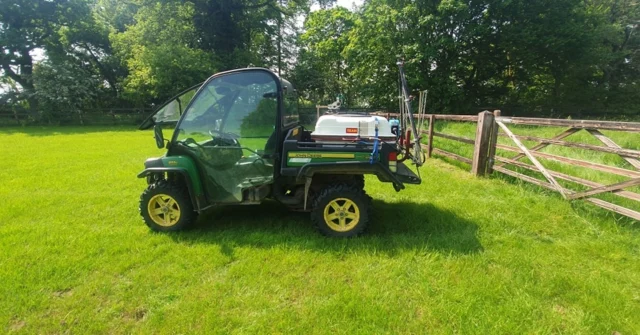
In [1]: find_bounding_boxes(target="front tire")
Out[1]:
[139,180,196,231]
[311,184,370,237]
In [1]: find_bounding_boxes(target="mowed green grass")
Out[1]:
[1,126,639,334]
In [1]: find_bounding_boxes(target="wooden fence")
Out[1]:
[420,111,640,221]
[0,108,153,126]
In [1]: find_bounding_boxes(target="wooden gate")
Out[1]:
[421,112,640,221]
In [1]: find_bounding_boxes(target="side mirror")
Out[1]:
[153,125,165,149]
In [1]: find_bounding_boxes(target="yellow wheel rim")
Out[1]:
[323,198,360,232]
[147,194,181,227]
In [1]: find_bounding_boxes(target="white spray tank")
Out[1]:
[311,114,395,142]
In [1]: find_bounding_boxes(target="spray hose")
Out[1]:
[370,118,379,164]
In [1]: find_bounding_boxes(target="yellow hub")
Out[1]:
[323,198,360,232]
[147,194,181,227]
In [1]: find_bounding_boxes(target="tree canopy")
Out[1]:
[1,0,638,120]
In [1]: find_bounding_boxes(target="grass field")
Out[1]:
[1,126,639,334]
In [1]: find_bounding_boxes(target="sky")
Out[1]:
[310,0,364,11]
[334,0,364,10]
[304,0,363,27]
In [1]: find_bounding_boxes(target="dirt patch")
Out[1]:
[9,320,25,332]
[52,288,73,298]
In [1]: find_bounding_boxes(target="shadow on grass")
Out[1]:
[168,199,483,256]
[0,125,141,136]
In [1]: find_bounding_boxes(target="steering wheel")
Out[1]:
[182,137,206,149]
[209,129,240,141]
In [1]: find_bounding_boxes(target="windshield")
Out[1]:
[175,70,278,147]
[172,70,280,203]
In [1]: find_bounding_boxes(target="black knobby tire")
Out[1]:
[311,183,371,237]
[352,175,365,190]
[139,180,196,232]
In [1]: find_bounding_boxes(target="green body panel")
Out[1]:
[161,156,203,195]
[175,142,274,204]
[286,151,374,167]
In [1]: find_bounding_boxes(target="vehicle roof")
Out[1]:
[280,77,294,91]
[210,67,294,91]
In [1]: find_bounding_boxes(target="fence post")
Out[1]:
[486,110,501,174]
[471,111,495,176]
[426,114,435,158]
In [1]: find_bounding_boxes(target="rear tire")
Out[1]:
[352,175,365,190]
[311,184,370,237]
[139,180,196,232]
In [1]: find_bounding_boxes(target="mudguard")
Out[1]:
[137,156,204,211]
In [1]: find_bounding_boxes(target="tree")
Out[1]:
[341,0,639,116]
[584,0,640,116]
[4,0,638,121]
[0,0,126,116]
[111,1,218,105]
[54,1,127,100]
[190,0,330,74]
[32,60,102,123]
[0,0,91,111]
[343,0,406,109]
[295,7,356,105]
[110,0,328,105]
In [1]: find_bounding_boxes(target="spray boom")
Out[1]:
[396,60,425,167]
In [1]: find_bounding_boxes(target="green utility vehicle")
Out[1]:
[138,66,422,237]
